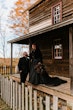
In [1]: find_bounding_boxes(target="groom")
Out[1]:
[18,52,29,83]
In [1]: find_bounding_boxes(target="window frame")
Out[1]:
[51,1,62,25]
[53,39,63,60]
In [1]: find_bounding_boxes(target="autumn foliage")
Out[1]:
[9,0,31,36]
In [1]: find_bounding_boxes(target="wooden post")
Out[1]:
[29,39,32,54]
[1,75,3,99]
[69,27,73,94]
[10,43,13,74]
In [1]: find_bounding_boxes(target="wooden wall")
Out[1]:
[29,0,73,28]
[31,27,69,77]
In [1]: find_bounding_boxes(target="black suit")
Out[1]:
[18,57,29,83]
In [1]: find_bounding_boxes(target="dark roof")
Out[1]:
[8,18,73,44]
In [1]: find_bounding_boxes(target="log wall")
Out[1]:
[29,0,73,32]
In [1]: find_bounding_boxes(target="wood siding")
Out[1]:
[29,0,73,31]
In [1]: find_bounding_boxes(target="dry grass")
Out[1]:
[0,97,11,110]
[0,58,18,66]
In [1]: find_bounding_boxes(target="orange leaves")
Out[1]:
[9,0,35,36]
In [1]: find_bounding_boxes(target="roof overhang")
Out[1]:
[23,0,43,13]
[8,18,73,44]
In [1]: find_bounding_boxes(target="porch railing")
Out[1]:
[0,66,15,75]
[0,75,73,110]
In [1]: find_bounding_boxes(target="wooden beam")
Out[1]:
[69,27,73,93]
[10,43,13,74]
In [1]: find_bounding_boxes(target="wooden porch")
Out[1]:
[0,74,73,110]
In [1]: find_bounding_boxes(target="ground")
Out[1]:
[0,97,11,110]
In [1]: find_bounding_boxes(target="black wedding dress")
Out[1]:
[29,49,67,86]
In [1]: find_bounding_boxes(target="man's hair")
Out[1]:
[23,52,28,57]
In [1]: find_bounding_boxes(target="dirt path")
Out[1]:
[0,97,11,110]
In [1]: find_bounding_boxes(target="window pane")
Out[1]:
[54,39,62,59]
[52,3,62,24]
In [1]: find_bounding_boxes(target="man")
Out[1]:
[18,52,29,83]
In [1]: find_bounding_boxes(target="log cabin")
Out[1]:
[8,0,73,91]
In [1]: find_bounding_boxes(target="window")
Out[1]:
[52,2,62,24]
[54,39,63,59]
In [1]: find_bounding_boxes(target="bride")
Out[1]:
[29,43,67,86]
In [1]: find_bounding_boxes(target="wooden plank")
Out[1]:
[34,90,37,110]
[16,82,18,110]
[69,27,73,94]
[39,96,43,110]
[13,81,15,110]
[2,76,4,101]
[19,84,22,110]
[10,78,13,109]
[45,95,50,110]
[22,83,25,110]
[6,77,8,105]
[29,0,73,27]
[29,86,32,110]
[8,79,11,106]
[25,87,28,110]
[67,101,73,110]
[53,96,58,110]
[10,75,73,102]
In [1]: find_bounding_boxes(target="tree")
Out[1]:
[9,0,37,58]
[0,15,7,59]
[14,44,29,58]
[9,0,31,36]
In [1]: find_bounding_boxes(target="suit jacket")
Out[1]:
[18,57,29,74]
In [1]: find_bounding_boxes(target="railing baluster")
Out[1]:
[53,96,58,110]
[13,81,15,110]
[19,83,22,110]
[8,79,11,106]
[16,82,18,110]
[10,78,13,109]
[39,96,43,110]
[29,86,32,110]
[45,95,50,110]
[6,77,8,105]
[22,83,25,110]
[34,90,37,110]
[25,87,28,110]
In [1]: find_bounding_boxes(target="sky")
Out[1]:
[0,0,36,58]
[0,0,17,58]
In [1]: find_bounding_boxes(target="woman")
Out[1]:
[29,43,51,85]
[29,43,67,86]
